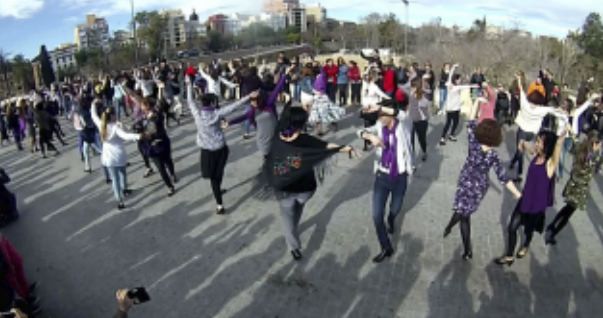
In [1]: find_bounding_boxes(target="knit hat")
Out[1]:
[313,70,327,94]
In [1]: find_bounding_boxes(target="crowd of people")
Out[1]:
[0,48,602,317]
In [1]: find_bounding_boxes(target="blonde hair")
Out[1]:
[100,111,109,141]
[100,106,115,142]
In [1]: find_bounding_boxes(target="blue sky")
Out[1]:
[0,0,601,59]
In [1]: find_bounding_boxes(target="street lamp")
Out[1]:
[130,0,138,65]
[401,0,409,57]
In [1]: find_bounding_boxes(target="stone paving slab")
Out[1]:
[0,107,601,318]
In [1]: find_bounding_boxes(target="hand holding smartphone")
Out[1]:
[127,287,151,305]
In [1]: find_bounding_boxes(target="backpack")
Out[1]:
[496,92,509,110]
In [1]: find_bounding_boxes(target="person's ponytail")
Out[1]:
[100,110,109,141]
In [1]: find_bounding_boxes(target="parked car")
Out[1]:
[188,49,200,57]
[177,50,189,58]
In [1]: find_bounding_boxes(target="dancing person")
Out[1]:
[361,70,391,151]
[76,101,103,173]
[33,97,60,158]
[198,63,238,101]
[357,100,414,263]
[91,100,141,210]
[185,75,258,214]
[24,101,38,153]
[443,98,522,260]
[308,71,345,136]
[477,83,496,123]
[406,76,431,162]
[495,129,564,266]
[440,64,479,146]
[299,64,315,111]
[229,65,294,159]
[265,106,355,260]
[545,131,601,244]
[509,73,566,181]
[556,98,575,179]
[126,87,178,196]
[5,103,23,151]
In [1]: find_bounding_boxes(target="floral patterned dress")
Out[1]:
[308,94,345,125]
[453,121,510,216]
[563,150,601,210]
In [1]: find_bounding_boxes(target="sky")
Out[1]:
[0,0,601,59]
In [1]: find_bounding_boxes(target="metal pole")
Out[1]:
[405,2,409,57]
[131,0,138,66]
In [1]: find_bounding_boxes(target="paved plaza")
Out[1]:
[0,106,602,318]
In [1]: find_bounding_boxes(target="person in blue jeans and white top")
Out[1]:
[358,100,414,263]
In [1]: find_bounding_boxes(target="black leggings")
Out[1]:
[151,150,175,189]
[51,119,66,144]
[351,83,362,104]
[39,129,58,155]
[210,172,224,205]
[138,142,152,169]
[338,84,348,105]
[445,212,472,254]
[506,209,538,257]
[412,120,428,154]
[547,202,577,237]
[441,110,460,139]
[327,83,337,102]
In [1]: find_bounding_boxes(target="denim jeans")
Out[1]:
[372,172,408,250]
[82,141,102,170]
[293,83,301,102]
[439,87,448,112]
[106,166,127,202]
[242,104,256,135]
[113,97,126,120]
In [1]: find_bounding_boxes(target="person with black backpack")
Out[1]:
[494,84,511,125]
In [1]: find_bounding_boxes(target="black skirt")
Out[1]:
[200,146,229,179]
[513,201,545,234]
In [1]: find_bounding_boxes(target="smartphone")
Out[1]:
[0,312,16,318]
[127,287,151,304]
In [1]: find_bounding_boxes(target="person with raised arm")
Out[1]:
[443,96,522,260]
[545,130,602,245]
[495,127,566,266]
[124,85,178,197]
[185,75,258,215]
[357,99,414,263]
[508,72,567,181]
[91,99,141,210]
[229,65,296,159]
[439,64,480,146]
[265,106,356,261]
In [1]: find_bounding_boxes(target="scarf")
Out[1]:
[263,136,341,191]
[381,120,399,180]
